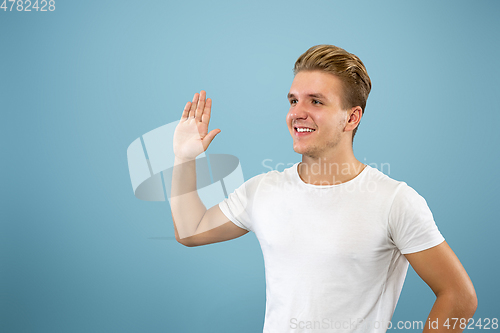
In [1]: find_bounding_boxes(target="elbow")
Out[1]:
[173,221,198,247]
[468,290,478,315]
[462,293,478,318]
[440,285,478,317]
[175,235,197,247]
[463,281,478,315]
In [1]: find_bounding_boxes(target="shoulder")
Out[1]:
[367,166,425,209]
[362,167,431,212]
[367,167,427,203]
[363,166,406,197]
[375,171,433,222]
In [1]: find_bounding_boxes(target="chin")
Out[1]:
[292,143,305,154]
[293,145,318,158]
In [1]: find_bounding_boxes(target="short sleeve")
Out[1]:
[388,183,445,254]
[218,173,265,232]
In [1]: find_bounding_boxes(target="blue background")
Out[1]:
[1,0,499,332]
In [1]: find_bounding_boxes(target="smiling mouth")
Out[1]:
[294,127,316,134]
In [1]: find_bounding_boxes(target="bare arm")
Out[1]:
[405,241,477,332]
[171,91,248,246]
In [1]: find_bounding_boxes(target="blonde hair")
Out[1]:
[293,45,372,139]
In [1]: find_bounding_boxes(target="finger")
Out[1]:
[202,129,221,150]
[195,90,206,122]
[201,97,212,125]
[189,93,199,118]
[181,101,191,120]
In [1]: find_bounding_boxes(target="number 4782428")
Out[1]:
[443,318,498,330]
[1,0,55,11]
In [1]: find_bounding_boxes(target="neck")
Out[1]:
[298,147,365,186]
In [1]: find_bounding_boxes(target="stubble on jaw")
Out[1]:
[294,117,346,159]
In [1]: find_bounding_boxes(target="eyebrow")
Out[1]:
[287,93,327,100]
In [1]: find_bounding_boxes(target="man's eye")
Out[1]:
[290,99,297,105]
[312,100,322,105]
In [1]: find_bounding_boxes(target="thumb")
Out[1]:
[202,129,221,150]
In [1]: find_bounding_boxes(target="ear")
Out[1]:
[344,106,363,132]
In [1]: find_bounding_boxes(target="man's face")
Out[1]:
[286,70,349,158]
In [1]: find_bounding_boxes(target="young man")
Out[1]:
[170,45,477,332]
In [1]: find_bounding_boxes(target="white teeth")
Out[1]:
[296,128,315,132]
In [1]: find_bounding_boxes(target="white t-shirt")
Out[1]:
[219,163,444,333]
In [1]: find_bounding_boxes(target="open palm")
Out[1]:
[173,91,221,160]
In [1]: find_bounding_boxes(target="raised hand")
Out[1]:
[173,91,221,160]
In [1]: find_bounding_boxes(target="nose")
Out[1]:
[287,101,309,121]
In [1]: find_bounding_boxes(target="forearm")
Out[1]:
[171,157,207,240]
[422,292,477,332]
